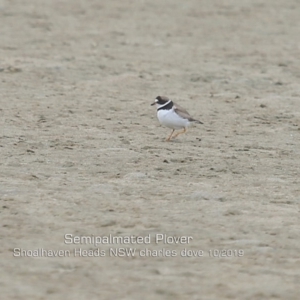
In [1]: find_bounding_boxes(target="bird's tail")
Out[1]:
[192,119,204,124]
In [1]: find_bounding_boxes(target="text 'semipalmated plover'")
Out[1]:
[151,96,203,141]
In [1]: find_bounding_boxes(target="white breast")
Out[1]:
[157,108,190,129]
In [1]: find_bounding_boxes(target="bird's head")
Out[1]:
[151,96,170,108]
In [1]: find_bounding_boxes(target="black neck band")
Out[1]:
[157,101,173,111]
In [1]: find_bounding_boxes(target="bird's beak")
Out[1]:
[151,102,156,106]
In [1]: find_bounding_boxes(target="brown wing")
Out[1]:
[173,102,190,115]
[173,102,203,124]
[174,102,194,121]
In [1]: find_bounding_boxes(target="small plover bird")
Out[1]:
[151,96,203,141]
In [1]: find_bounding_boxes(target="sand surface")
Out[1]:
[1,0,300,299]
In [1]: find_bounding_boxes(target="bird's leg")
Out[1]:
[166,129,175,141]
[172,128,187,139]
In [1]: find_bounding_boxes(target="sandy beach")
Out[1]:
[1,0,300,299]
